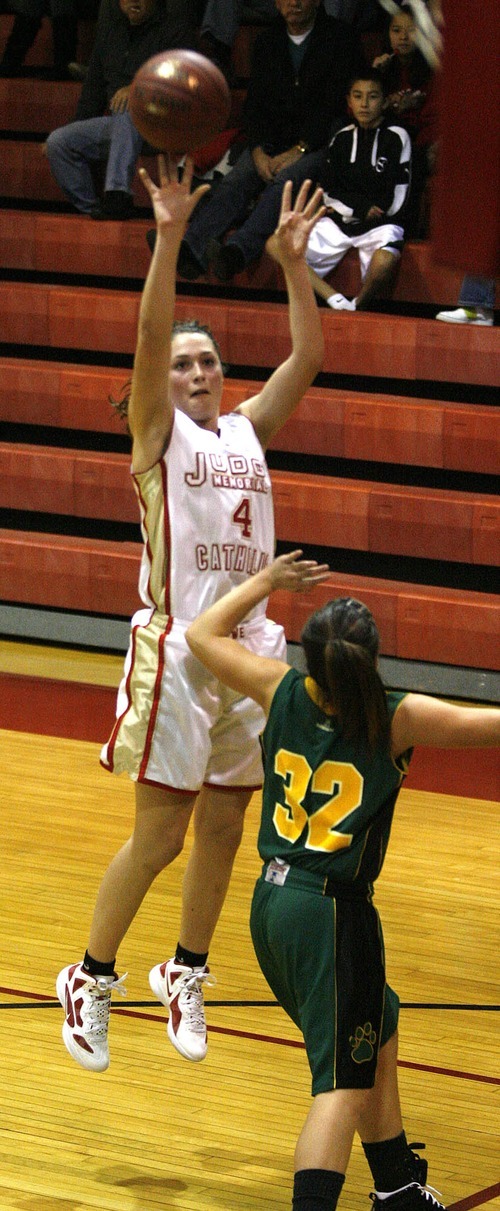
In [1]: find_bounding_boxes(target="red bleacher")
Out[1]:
[0,26,498,679]
[1,444,498,573]
[0,281,498,386]
[0,205,468,306]
[1,528,498,670]
[2,357,499,476]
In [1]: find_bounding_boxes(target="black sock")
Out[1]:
[83,950,116,977]
[362,1132,423,1193]
[292,1168,344,1210]
[175,943,208,968]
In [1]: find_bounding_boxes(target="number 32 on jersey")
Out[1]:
[273,749,363,852]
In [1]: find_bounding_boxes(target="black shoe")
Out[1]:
[407,1143,428,1188]
[206,238,245,282]
[177,240,204,280]
[90,190,135,220]
[370,1184,445,1211]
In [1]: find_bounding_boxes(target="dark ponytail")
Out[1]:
[301,597,390,754]
[109,378,132,429]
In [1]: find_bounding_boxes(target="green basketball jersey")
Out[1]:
[259,668,412,884]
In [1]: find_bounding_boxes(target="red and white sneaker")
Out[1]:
[149,958,215,1062]
[56,962,127,1072]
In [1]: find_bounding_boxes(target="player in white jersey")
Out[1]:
[56,154,326,1072]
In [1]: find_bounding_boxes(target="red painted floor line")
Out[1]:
[0,985,54,1002]
[3,675,500,800]
[1,989,497,1210]
[2,988,497,1087]
[448,1183,500,1211]
[397,1058,500,1086]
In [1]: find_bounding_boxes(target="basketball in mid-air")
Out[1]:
[128,50,231,156]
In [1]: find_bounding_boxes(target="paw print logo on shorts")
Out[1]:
[349,1022,377,1063]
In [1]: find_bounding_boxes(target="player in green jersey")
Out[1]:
[186,549,500,1211]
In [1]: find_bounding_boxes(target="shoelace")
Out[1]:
[175,969,216,1036]
[402,1184,445,1208]
[407,1142,427,1187]
[371,1183,444,1208]
[420,1185,444,1207]
[83,971,128,1038]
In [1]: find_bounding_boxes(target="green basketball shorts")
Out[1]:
[250,863,399,1095]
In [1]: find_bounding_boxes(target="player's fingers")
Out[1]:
[307,564,330,579]
[304,204,326,234]
[191,183,211,206]
[295,566,330,588]
[157,153,169,185]
[277,179,293,222]
[302,186,325,219]
[180,156,194,188]
[138,166,155,196]
[274,549,305,571]
[297,560,328,575]
[293,178,312,212]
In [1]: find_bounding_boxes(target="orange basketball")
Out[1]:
[129,49,231,156]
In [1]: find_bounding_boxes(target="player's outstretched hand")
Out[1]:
[138,155,210,233]
[265,179,325,267]
[268,550,330,594]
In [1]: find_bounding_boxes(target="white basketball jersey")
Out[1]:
[132,408,275,621]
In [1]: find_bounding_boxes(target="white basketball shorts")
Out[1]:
[101,608,286,792]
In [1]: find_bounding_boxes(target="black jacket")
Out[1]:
[320,117,412,233]
[242,7,359,155]
[75,0,196,120]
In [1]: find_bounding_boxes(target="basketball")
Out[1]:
[128,50,232,156]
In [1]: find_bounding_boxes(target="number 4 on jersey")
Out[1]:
[232,497,252,538]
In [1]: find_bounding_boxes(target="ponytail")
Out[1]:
[301,598,390,754]
[109,378,132,430]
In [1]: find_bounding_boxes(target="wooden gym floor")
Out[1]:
[0,646,499,1211]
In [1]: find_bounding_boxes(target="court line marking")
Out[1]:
[1,988,498,1087]
[448,1184,500,1211]
[1,986,498,1012]
[2,990,498,1209]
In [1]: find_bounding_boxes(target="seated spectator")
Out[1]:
[199,0,276,77]
[372,2,436,235]
[305,69,411,310]
[44,0,196,219]
[157,0,357,279]
[199,0,381,76]
[0,0,80,78]
[435,276,495,326]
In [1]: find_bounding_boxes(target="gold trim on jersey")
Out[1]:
[304,676,337,715]
[101,611,172,780]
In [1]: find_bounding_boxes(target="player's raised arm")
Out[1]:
[237,180,326,451]
[186,552,330,711]
[128,156,210,473]
[391,692,500,758]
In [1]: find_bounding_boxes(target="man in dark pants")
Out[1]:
[154,0,358,280]
[0,0,82,79]
[44,0,196,218]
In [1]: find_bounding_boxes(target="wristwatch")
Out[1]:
[296,141,308,154]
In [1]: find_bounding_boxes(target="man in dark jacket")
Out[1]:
[172,0,358,279]
[45,0,196,218]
